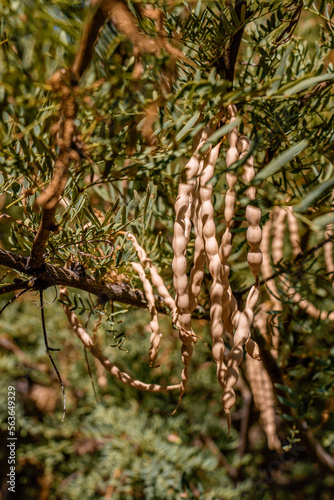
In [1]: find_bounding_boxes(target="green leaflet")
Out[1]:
[294,179,334,213]
[199,118,242,153]
[313,211,334,229]
[283,73,334,97]
[175,112,201,143]
[254,140,308,183]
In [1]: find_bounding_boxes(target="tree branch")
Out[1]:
[0,248,148,307]
[27,2,110,272]
[0,248,212,320]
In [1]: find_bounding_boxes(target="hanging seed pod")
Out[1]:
[223,285,259,432]
[287,206,301,258]
[60,286,179,392]
[188,188,206,312]
[128,233,178,323]
[199,142,228,390]
[246,353,281,452]
[171,128,209,409]
[272,206,286,265]
[237,135,262,282]
[131,262,161,367]
[219,104,239,266]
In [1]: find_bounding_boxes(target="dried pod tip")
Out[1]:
[225,409,231,436]
[171,401,180,416]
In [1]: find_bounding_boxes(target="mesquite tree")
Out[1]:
[1,0,334,493]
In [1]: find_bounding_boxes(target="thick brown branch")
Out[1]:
[28,1,109,271]
[27,206,58,271]
[0,248,210,319]
[0,248,147,308]
[216,0,247,86]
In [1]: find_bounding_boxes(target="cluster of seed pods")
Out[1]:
[222,119,262,430]
[249,201,334,450]
[127,107,322,438]
[127,107,266,426]
[171,128,213,407]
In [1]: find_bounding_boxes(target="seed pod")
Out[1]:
[219,104,239,265]
[259,219,281,352]
[237,135,262,282]
[60,286,179,393]
[172,129,209,408]
[131,262,161,367]
[223,285,259,432]
[128,233,178,323]
[272,206,286,265]
[188,188,206,312]
[324,225,334,288]
[286,206,301,258]
[246,354,281,452]
[199,142,228,390]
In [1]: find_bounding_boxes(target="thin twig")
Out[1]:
[39,290,66,422]
[0,289,29,316]
[84,346,99,402]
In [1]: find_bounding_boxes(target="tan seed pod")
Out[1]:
[128,232,178,323]
[286,206,301,258]
[131,262,161,367]
[219,104,239,266]
[223,285,259,432]
[199,142,228,390]
[60,286,179,392]
[237,135,262,282]
[188,189,206,312]
[246,353,281,452]
[171,130,210,408]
